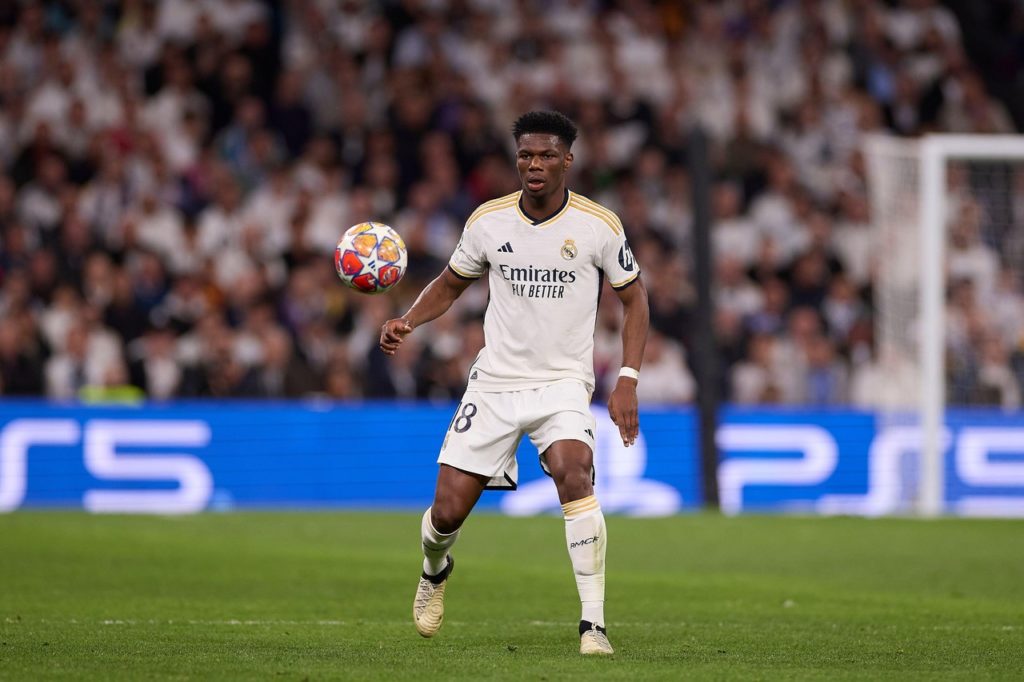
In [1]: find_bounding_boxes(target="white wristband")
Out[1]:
[618,367,639,381]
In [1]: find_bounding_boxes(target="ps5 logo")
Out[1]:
[718,424,1024,516]
[0,419,213,514]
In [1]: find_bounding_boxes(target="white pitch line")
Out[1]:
[97,619,352,626]
[92,619,577,627]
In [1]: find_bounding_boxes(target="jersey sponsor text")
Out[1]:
[498,264,577,283]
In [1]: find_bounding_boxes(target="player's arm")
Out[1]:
[379,267,475,356]
[607,277,649,446]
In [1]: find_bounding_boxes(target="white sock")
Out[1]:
[562,495,606,628]
[421,507,458,577]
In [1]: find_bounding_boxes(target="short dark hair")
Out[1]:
[512,110,578,148]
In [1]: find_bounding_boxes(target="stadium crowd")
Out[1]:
[0,0,1021,406]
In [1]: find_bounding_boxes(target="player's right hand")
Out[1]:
[379,318,413,356]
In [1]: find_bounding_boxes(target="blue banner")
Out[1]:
[0,401,1022,516]
[715,407,1024,517]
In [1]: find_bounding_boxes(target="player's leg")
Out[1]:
[414,464,487,638]
[416,391,522,638]
[544,439,613,655]
[526,380,612,655]
[422,464,487,574]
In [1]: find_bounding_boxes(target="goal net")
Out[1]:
[865,134,1024,516]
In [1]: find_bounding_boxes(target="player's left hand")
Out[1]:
[607,377,639,446]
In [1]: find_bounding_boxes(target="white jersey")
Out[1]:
[448,190,640,392]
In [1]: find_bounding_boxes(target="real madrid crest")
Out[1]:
[561,238,578,260]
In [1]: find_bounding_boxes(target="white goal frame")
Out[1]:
[867,134,1024,517]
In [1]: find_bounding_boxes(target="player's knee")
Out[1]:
[429,502,466,535]
[554,467,593,502]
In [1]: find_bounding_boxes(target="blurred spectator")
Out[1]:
[253,325,317,398]
[732,334,785,405]
[745,277,789,337]
[128,323,182,400]
[974,334,1021,410]
[715,255,763,319]
[786,250,832,311]
[850,344,918,410]
[711,180,758,266]
[127,190,187,265]
[44,319,93,399]
[773,307,825,404]
[822,274,867,347]
[0,316,45,395]
[17,151,67,244]
[644,255,694,349]
[79,358,147,405]
[714,308,748,396]
[323,348,361,400]
[364,333,423,400]
[832,191,874,288]
[940,71,1015,134]
[180,317,260,397]
[947,198,999,300]
[104,269,149,344]
[803,335,850,406]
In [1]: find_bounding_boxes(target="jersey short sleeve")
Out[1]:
[448,224,488,280]
[597,219,641,290]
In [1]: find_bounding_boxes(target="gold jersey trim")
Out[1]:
[464,192,520,229]
[448,263,482,280]
[569,199,622,236]
[571,192,621,220]
[610,271,640,289]
[571,193,624,232]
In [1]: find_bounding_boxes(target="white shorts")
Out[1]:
[437,379,597,490]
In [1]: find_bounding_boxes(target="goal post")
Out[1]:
[865,134,1024,517]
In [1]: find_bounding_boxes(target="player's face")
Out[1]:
[516,134,573,200]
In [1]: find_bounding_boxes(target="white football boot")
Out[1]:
[579,620,614,655]
[413,556,454,638]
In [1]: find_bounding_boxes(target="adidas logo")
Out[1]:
[497,242,514,253]
[585,428,594,438]
[470,370,478,380]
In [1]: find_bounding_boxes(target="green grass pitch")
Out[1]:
[1,512,1022,680]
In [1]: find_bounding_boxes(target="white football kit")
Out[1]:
[439,189,641,489]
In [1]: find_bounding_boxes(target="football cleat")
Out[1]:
[413,555,454,638]
[579,620,614,655]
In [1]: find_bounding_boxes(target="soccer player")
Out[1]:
[379,110,649,655]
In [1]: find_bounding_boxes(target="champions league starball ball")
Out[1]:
[334,222,408,294]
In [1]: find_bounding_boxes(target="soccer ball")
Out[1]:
[334,222,408,294]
